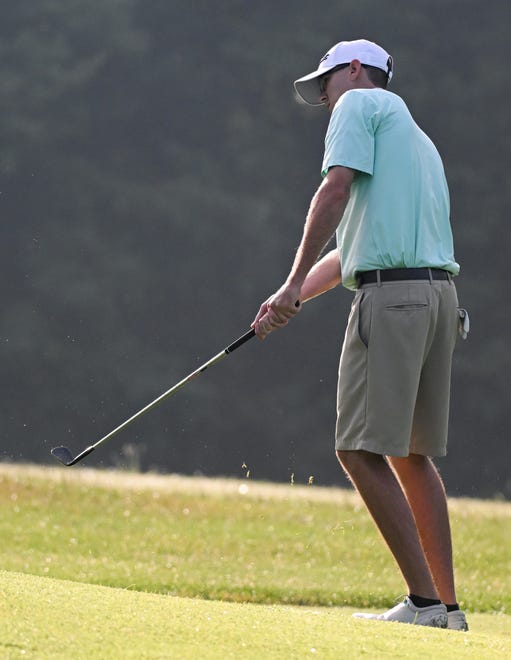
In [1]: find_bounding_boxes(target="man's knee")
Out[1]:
[336,449,352,470]
[389,453,443,485]
[336,449,382,476]
[389,453,431,475]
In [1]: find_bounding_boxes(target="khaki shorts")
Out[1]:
[335,279,459,457]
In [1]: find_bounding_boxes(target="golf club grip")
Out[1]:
[225,328,256,353]
[225,300,300,353]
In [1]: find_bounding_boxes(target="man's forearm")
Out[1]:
[286,170,350,290]
[252,166,352,339]
[300,249,342,302]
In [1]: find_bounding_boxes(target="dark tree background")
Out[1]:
[1,0,510,498]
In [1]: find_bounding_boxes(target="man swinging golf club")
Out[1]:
[252,38,468,631]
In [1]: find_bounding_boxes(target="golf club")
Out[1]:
[51,327,256,466]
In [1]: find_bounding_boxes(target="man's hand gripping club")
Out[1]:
[252,283,302,340]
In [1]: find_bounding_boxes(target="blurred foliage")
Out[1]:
[1,0,509,498]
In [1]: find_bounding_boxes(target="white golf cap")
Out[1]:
[294,39,393,105]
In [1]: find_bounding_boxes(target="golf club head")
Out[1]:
[51,446,75,466]
[51,444,96,466]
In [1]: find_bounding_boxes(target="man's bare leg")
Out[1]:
[388,453,457,605]
[336,449,438,599]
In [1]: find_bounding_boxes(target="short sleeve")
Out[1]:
[321,90,376,177]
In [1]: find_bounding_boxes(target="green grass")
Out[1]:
[1,464,509,612]
[1,464,510,657]
[2,571,511,659]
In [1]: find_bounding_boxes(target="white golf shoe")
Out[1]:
[353,596,448,628]
[447,609,469,631]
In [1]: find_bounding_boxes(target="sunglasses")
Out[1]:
[318,64,350,94]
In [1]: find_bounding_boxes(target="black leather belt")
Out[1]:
[356,268,450,287]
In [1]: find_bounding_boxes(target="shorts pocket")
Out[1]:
[357,291,371,348]
[385,303,429,311]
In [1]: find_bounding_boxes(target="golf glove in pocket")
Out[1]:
[457,308,470,340]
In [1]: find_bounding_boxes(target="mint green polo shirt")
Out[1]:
[321,88,460,290]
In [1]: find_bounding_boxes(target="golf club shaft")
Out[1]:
[77,328,256,458]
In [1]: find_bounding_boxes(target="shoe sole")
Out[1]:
[353,613,448,627]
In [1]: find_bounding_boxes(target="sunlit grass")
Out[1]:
[2,571,511,659]
[1,465,509,614]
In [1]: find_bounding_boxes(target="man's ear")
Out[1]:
[348,59,363,79]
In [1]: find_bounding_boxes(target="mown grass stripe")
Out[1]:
[2,571,511,659]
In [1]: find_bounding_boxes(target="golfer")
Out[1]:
[252,39,468,631]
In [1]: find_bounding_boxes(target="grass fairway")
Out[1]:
[2,571,511,659]
[1,464,511,657]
